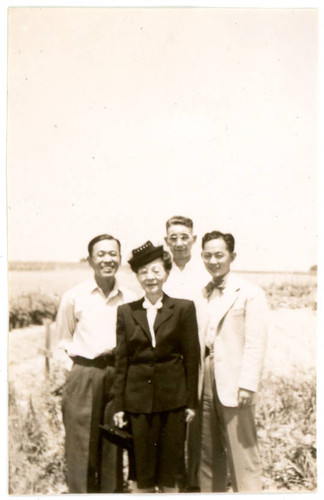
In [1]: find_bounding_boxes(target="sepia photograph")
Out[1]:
[1,0,321,498]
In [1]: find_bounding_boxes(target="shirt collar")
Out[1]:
[143,296,163,310]
[171,255,195,272]
[88,277,122,300]
[220,271,230,288]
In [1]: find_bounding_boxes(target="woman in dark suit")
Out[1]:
[113,241,200,493]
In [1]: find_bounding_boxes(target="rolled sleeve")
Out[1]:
[56,291,76,344]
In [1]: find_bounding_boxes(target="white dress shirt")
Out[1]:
[163,254,209,301]
[56,278,137,362]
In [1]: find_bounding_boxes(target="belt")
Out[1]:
[205,346,214,358]
[71,351,115,368]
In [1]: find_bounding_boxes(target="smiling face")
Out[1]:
[136,258,168,299]
[201,238,236,281]
[164,224,197,264]
[88,238,121,281]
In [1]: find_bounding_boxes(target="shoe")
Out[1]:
[185,486,201,493]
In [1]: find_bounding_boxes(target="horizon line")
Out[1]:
[7,260,317,275]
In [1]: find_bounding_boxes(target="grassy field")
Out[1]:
[8,263,317,298]
[8,266,317,330]
[8,264,142,298]
[7,266,317,494]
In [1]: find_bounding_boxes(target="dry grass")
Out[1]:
[8,367,316,494]
[8,369,66,494]
[7,306,317,494]
[257,375,316,492]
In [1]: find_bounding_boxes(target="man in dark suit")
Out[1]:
[113,241,200,493]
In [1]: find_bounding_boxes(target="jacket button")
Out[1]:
[148,379,152,384]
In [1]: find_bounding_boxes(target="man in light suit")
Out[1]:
[199,230,268,492]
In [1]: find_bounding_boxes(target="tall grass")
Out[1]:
[9,293,60,330]
[257,374,316,491]
[8,365,316,494]
[8,364,67,494]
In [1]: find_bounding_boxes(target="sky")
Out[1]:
[1,3,323,500]
[4,4,319,272]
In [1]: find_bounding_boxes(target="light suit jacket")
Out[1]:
[199,273,268,407]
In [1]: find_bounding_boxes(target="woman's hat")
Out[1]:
[128,241,164,272]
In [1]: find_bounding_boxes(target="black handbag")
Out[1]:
[99,424,133,451]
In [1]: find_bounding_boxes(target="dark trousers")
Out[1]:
[62,359,123,493]
[199,355,262,492]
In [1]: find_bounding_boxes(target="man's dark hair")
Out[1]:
[166,215,193,231]
[88,234,121,256]
[202,231,235,253]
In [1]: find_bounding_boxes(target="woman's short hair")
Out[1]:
[161,250,173,273]
[201,231,235,253]
[130,250,172,274]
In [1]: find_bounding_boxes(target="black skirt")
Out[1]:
[129,408,186,489]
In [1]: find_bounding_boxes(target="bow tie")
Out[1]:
[205,279,225,297]
[143,298,163,310]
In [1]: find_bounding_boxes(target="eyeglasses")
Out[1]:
[202,252,225,261]
[168,235,190,242]
[137,266,164,278]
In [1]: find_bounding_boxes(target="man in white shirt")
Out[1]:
[163,215,208,301]
[163,215,208,492]
[56,234,136,493]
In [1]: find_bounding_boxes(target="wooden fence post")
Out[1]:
[40,318,53,378]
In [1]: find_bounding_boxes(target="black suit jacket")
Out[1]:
[114,294,200,414]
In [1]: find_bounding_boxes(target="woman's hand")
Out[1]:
[113,411,127,428]
[185,408,196,424]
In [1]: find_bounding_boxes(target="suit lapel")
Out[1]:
[130,295,175,344]
[208,274,241,331]
[153,294,175,332]
[131,299,151,341]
